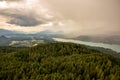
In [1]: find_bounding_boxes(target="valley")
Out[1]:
[0,35,54,46]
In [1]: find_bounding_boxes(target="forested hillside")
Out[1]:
[0,43,120,80]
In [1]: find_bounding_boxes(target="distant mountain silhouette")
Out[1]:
[0,35,8,40]
[0,35,11,46]
[0,29,62,37]
[0,29,16,36]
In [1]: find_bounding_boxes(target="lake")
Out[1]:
[53,38,120,53]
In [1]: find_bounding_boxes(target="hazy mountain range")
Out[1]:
[0,28,120,45]
[0,29,62,37]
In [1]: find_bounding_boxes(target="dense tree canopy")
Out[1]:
[0,42,120,80]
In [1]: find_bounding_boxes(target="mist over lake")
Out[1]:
[53,38,120,53]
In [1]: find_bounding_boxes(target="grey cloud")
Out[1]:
[0,10,45,27]
[0,0,54,27]
[7,14,41,26]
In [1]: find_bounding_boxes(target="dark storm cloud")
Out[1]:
[7,14,41,26]
[0,10,45,27]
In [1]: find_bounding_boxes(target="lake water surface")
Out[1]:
[53,38,120,53]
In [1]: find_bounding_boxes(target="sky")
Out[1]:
[0,0,120,37]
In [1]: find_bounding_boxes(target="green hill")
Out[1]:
[0,43,120,80]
